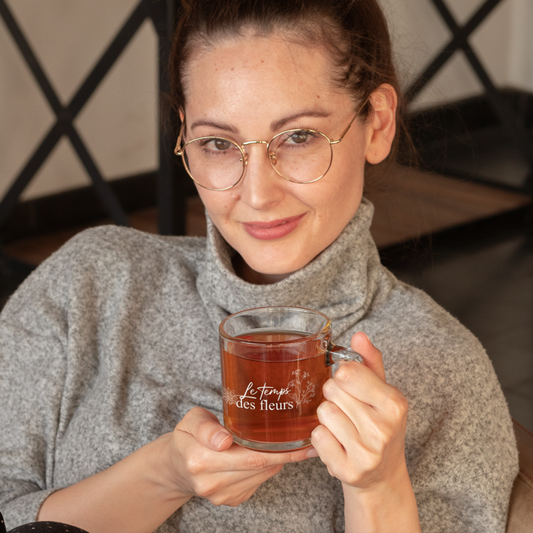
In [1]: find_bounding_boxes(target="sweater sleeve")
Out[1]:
[0,226,198,530]
[0,247,71,528]
[409,363,518,533]
[371,285,519,533]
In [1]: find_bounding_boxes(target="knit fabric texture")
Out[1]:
[0,199,518,532]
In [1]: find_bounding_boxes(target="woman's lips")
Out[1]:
[242,214,305,240]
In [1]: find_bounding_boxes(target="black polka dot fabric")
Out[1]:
[0,513,89,533]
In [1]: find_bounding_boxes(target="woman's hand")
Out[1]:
[311,332,421,532]
[311,332,408,489]
[38,409,309,533]
[167,407,310,507]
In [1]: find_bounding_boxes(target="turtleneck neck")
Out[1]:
[196,198,387,339]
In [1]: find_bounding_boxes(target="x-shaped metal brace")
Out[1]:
[406,0,533,187]
[0,0,183,234]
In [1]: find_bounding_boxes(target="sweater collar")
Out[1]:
[197,198,383,338]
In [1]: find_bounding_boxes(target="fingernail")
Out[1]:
[306,447,319,458]
[362,332,372,344]
[211,430,232,448]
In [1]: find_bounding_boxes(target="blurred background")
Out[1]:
[0,0,532,430]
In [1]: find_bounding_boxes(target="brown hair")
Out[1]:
[168,0,410,171]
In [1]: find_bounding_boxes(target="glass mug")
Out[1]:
[219,306,363,452]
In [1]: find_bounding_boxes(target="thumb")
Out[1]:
[179,407,233,451]
[350,331,386,382]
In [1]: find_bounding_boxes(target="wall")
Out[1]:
[0,0,531,201]
[0,0,158,201]
[381,0,533,107]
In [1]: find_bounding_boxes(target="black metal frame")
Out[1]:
[0,0,186,239]
[407,0,533,189]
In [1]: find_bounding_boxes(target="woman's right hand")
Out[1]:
[167,407,310,507]
[38,407,310,533]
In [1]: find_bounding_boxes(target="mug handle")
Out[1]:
[326,342,363,366]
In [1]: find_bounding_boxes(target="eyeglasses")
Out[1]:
[174,98,369,191]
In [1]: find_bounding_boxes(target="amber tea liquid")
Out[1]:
[220,329,331,451]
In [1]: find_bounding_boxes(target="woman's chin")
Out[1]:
[233,254,295,285]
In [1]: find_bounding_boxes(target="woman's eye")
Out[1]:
[214,138,232,151]
[197,138,234,152]
[288,131,310,144]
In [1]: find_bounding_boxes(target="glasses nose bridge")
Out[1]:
[241,139,269,157]
[240,139,275,168]
[242,139,268,147]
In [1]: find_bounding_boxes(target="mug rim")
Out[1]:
[219,306,332,344]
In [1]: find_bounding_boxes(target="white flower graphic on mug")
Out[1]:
[287,369,316,406]
[222,388,239,406]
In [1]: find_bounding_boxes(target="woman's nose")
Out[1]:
[237,144,284,210]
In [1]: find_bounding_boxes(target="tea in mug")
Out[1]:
[220,330,330,450]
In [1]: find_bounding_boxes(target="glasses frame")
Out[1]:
[174,97,369,191]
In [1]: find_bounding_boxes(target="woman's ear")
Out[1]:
[179,109,185,122]
[365,84,397,164]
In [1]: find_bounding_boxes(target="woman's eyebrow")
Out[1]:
[189,110,331,135]
[270,110,331,132]
[189,119,239,133]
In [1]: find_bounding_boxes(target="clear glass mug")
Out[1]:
[219,306,362,452]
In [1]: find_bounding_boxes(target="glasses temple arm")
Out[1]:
[330,96,371,145]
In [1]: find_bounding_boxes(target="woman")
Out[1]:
[0,0,518,532]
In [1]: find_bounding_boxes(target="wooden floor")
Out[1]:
[366,166,530,248]
[3,167,530,266]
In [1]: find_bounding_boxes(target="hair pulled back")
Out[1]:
[169,0,408,168]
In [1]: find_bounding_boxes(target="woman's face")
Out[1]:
[182,34,394,283]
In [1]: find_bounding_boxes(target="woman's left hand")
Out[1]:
[311,331,407,489]
[310,332,420,532]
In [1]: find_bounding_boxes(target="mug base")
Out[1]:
[232,434,312,452]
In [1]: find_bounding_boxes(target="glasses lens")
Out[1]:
[182,137,244,190]
[269,129,332,183]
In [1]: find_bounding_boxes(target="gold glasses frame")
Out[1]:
[174,97,369,191]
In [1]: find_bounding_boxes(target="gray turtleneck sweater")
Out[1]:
[0,199,518,532]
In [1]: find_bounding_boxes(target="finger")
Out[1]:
[351,331,386,381]
[176,434,311,476]
[310,422,347,478]
[322,373,409,461]
[179,407,233,451]
[315,396,388,464]
[172,432,286,492]
[177,442,287,505]
[220,442,311,471]
[330,365,408,429]
[329,383,380,432]
[328,362,390,410]
[316,399,360,448]
[179,408,312,462]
